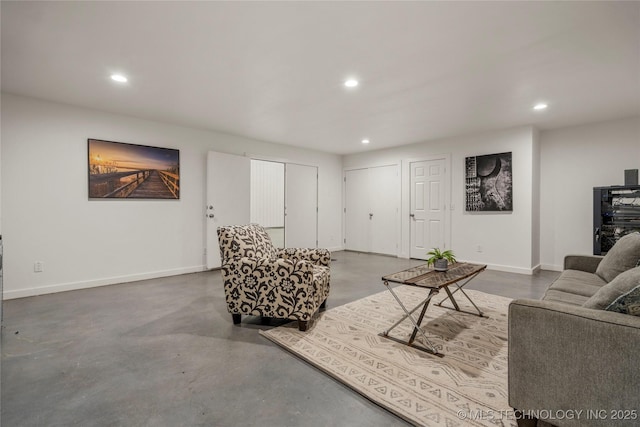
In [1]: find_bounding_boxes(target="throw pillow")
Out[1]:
[584,266,640,310]
[595,232,640,282]
[605,285,640,316]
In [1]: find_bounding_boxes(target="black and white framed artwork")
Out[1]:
[465,152,512,212]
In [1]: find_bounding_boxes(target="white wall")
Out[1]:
[344,126,538,274]
[1,94,343,299]
[539,116,640,270]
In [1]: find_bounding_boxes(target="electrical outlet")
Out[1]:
[34,261,44,273]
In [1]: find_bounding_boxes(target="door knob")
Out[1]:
[410,213,415,218]
[369,213,373,219]
[208,214,214,218]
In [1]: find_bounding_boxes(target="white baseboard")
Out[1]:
[327,246,344,253]
[3,265,207,300]
[541,263,563,272]
[457,259,538,275]
[484,263,536,275]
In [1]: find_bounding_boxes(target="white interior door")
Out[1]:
[206,151,250,269]
[285,163,318,248]
[344,168,370,252]
[410,159,446,259]
[369,165,399,255]
[345,166,398,255]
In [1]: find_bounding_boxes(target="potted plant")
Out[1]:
[426,248,456,272]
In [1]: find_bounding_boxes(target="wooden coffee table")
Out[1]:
[380,262,487,356]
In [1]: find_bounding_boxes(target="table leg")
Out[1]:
[443,286,460,311]
[408,289,436,344]
[384,291,437,334]
[381,281,441,356]
[435,271,484,317]
[454,284,485,317]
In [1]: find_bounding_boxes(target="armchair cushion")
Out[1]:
[218,224,277,261]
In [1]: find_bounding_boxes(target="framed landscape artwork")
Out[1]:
[88,139,180,199]
[465,152,512,212]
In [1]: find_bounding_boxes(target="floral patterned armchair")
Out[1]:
[217,224,330,331]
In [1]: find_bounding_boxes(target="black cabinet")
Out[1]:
[593,185,640,254]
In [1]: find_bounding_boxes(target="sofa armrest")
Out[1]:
[563,255,604,273]
[508,299,640,427]
[277,248,331,267]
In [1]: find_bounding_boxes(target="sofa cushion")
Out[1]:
[547,270,607,297]
[595,232,640,282]
[583,266,640,310]
[605,285,640,316]
[542,289,590,306]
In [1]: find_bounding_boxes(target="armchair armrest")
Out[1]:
[221,256,319,320]
[563,254,604,273]
[277,248,331,267]
[223,256,315,286]
[508,299,640,426]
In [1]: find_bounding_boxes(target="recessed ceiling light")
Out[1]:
[362,139,370,144]
[344,79,359,88]
[533,103,548,110]
[111,74,128,83]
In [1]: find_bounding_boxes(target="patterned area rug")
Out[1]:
[260,286,516,427]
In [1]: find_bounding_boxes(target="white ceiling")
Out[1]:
[2,1,639,155]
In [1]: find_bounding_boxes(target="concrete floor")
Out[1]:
[1,252,558,427]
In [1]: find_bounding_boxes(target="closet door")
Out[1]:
[344,165,398,255]
[285,163,318,248]
[251,160,285,247]
[344,168,370,252]
[369,165,399,255]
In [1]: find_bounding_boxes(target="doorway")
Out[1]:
[205,153,318,269]
[250,159,318,249]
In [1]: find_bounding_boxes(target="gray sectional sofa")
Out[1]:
[508,233,640,427]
